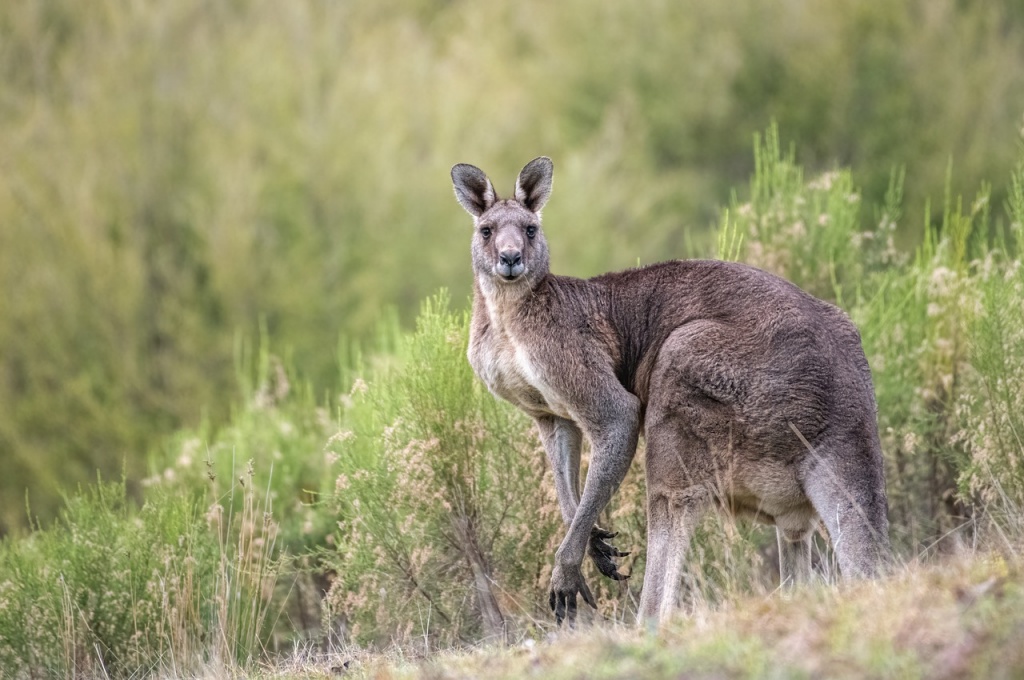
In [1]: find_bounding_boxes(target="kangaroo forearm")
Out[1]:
[556,406,640,566]
[557,451,635,565]
[537,416,583,527]
[553,478,580,527]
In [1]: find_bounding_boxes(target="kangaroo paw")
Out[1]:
[589,526,631,581]
[549,562,595,627]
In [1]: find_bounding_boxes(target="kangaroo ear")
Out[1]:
[451,163,497,217]
[514,156,553,213]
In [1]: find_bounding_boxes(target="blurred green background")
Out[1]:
[2,0,1023,533]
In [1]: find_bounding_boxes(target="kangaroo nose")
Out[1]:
[499,250,522,268]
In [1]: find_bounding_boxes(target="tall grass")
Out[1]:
[956,163,1024,528]
[0,472,280,677]
[4,0,1024,531]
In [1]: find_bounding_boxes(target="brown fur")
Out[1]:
[451,157,891,626]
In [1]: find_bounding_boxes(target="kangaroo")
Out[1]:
[451,157,891,626]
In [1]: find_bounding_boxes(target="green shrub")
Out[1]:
[720,124,869,301]
[956,164,1024,519]
[322,293,563,646]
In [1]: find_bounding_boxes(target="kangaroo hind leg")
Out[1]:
[637,420,713,625]
[801,441,891,579]
[638,484,710,625]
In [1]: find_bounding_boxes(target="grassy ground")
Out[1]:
[276,552,1023,680]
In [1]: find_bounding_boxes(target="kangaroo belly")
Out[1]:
[721,461,813,523]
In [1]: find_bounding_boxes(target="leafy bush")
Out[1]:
[321,294,563,646]
[720,125,873,300]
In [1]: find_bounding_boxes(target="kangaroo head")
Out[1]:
[451,157,553,290]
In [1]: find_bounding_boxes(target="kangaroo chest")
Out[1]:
[469,321,573,420]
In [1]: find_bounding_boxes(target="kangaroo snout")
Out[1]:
[498,249,524,279]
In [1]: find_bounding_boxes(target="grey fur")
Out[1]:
[451,157,892,626]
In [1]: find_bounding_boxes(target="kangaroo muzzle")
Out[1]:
[497,249,525,280]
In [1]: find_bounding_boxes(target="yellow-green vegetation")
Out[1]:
[3,0,1024,531]
[3,124,1024,677]
[4,1,1024,675]
[0,477,279,676]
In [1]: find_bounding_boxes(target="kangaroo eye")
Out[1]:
[526,225,538,239]
[479,227,492,239]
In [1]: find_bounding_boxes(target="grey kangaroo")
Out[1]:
[451,157,891,626]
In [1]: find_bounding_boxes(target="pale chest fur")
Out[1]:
[468,294,573,420]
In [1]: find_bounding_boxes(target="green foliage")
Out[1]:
[721,124,869,301]
[4,0,1024,530]
[149,352,336,558]
[0,481,211,676]
[957,252,1024,514]
[0,476,280,677]
[322,293,563,645]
